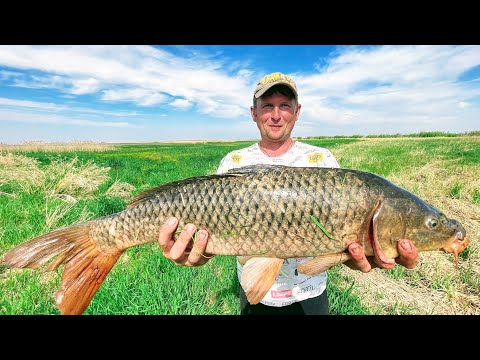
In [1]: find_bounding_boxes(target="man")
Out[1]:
[158,72,418,314]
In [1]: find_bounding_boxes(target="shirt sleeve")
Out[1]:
[324,149,340,168]
[216,154,232,174]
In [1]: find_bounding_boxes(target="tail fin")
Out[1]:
[3,222,122,315]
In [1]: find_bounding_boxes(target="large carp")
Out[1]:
[2,165,469,314]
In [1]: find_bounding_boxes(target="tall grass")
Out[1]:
[0,141,115,152]
[297,130,480,140]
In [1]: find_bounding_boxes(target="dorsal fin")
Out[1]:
[127,173,241,208]
[127,165,285,209]
[225,164,288,175]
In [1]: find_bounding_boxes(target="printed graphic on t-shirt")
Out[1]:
[308,152,324,163]
[231,154,242,164]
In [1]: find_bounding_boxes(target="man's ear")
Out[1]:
[250,105,257,122]
[296,103,302,117]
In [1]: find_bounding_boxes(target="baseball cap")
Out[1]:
[253,72,298,100]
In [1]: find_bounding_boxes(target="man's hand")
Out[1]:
[345,239,419,272]
[158,217,214,266]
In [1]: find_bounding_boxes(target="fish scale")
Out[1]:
[86,167,379,257]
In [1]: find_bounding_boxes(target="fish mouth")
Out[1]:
[443,233,469,266]
[367,199,395,266]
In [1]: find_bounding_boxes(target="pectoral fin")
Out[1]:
[240,257,283,305]
[237,256,254,266]
[297,252,352,275]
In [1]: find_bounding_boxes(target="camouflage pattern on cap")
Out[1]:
[254,72,298,100]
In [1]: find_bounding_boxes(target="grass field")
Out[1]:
[1,136,479,315]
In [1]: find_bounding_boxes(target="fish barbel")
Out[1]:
[2,165,469,314]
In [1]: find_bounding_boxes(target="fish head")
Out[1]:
[372,195,468,265]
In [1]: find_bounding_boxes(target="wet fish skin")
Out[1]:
[2,165,468,314]
[89,165,464,258]
[88,166,377,257]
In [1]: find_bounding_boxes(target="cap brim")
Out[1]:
[254,81,298,99]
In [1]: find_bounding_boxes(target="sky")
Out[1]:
[0,45,479,144]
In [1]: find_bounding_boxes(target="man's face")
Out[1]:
[251,92,301,143]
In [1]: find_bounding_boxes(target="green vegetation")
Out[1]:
[297,130,480,140]
[310,214,335,240]
[1,135,479,315]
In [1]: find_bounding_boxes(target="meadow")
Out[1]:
[0,136,479,315]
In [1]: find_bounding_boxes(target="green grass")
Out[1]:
[1,136,479,315]
[86,246,239,315]
[473,190,480,205]
[326,267,371,315]
[299,130,480,139]
[449,183,462,199]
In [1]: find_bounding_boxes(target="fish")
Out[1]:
[1,165,469,314]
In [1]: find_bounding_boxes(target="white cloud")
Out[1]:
[70,78,101,95]
[0,97,64,111]
[0,45,479,139]
[0,70,23,79]
[0,45,253,115]
[0,97,138,117]
[12,74,70,90]
[0,108,136,128]
[294,45,480,135]
[170,98,192,109]
[101,88,168,106]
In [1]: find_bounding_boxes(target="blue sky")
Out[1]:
[0,45,479,143]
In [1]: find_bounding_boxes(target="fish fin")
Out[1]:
[127,173,241,208]
[237,255,254,266]
[3,222,122,315]
[127,165,289,209]
[297,252,352,275]
[240,257,283,305]
[226,165,287,175]
[128,165,292,208]
[56,245,121,315]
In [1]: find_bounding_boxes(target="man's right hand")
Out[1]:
[345,240,418,272]
[158,217,213,266]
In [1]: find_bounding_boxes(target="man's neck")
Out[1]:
[258,138,295,157]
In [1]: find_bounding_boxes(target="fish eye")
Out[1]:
[427,218,439,229]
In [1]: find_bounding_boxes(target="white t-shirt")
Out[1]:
[216,141,340,307]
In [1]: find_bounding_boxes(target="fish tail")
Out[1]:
[3,222,122,315]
